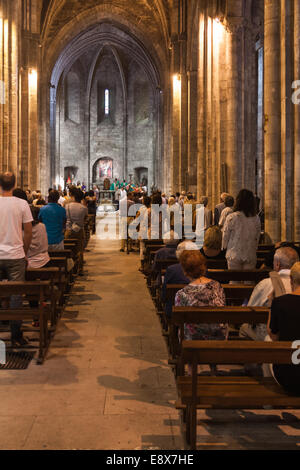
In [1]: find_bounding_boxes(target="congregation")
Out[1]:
[102,184,300,399]
[0,172,96,349]
[1,173,300,449]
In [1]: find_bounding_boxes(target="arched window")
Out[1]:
[97,84,115,124]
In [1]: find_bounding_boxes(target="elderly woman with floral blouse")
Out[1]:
[175,250,226,341]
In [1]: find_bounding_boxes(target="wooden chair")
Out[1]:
[177,340,300,449]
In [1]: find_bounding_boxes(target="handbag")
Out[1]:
[68,205,81,233]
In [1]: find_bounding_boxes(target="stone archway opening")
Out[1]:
[47,22,163,192]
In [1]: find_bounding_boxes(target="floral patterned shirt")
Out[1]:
[175,280,226,340]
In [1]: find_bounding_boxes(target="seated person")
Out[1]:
[200,226,226,261]
[240,247,299,340]
[175,250,226,340]
[267,262,300,395]
[151,231,179,279]
[27,207,50,269]
[161,241,198,319]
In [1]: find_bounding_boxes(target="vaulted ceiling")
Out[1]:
[40,0,174,83]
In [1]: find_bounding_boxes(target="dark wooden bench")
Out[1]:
[170,306,269,364]
[165,284,254,306]
[207,269,270,283]
[47,257,72,301]
[177,340,300,449]
[26,268,61,326]
[0,281,51,364]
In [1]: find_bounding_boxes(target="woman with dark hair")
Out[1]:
[12,188,28,202]
[222,189,261,271]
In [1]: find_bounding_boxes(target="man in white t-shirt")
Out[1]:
[0,172,33,346]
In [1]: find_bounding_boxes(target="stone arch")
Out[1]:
[45,20,163,191]
[41,3,168,87]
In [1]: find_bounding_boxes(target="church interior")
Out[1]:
[1,0,300,452]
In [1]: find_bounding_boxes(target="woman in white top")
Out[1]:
[222,189,261,270]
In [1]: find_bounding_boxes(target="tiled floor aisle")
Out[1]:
[1,235,300,450]
[0,236,183,450]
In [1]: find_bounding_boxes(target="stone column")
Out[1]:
[294,0,300,240]
[179,70,188,191]
[197,12,206,200]
[280,0,294,241]
[264,0,281,243]
[187,70,197,194]
[225,18,244,199]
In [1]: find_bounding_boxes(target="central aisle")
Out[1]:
[0,236,183,450]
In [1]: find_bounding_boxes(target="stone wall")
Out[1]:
[54,36,158,189]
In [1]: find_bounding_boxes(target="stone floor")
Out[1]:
[1,234,300,450]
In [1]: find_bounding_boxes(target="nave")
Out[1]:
[1,235,300,450]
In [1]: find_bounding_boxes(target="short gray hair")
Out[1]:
[274,247,299,270]
[176,241,199,259]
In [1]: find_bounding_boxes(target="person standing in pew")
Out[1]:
[0,172,33,346]
[266,262,300,395]
[240,247,299,341]
[219,195,234,231]
[65,186,88,275]
[162,241,198,319]
[222,189,261,271]
[175,251,226,341]
[38,190,66,252]
[214,193,229,226]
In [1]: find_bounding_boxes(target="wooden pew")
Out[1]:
[177,340,300,449]
[26,267,61,326]
[170,305,269,364]
[47,257,71,301]
[0,281,51,364]
[166,284,254,306]
[207,269,270,283]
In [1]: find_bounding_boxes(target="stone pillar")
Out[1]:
[179,70,188,191]
[225,18,244,199]
[187,70,197,194]
[197,12,207,200]
[294,0,300,241]
[264,0,281,243]
[280,0,294,241]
